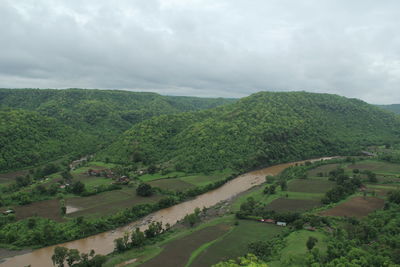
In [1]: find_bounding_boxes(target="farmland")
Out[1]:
[265,198,322,213]
[190,220,284,267]
[140,224,230,267]
[267,230,329,267]
[320,196,385,218]
[145,169,233,191]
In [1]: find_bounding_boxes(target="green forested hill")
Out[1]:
[378,104,400,114]
[0,89,235,170]
[0,89,235,139]
[100,91,400,172]
[0,109,95,170]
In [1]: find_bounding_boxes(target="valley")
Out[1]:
[0,89,400,266]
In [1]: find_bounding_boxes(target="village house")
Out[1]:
[276,221,287,227]
[260,218,275,224]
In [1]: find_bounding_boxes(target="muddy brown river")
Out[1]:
[0,157,337,267]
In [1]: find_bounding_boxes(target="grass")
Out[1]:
[189,220,284,267]
[268,230,328,267]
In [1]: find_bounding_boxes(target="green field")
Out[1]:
[190,220,284,267]
[287,178,335,193]
[348,160,400,175]
[268,230,328,267]
[265,198,322,213]
[65,188,163,218]
[146,169,233,191]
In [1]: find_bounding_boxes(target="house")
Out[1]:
[305,226,316,231]
[276,221,287,227]
[260,219,275,224]
[3,209,14,215]
[114,176,130,185]
[361,151,375,157]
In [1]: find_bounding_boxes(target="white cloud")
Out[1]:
[0,0,400,103]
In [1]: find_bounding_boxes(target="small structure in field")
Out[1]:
[276,221,287,227]
[3,209,14,215]
[114,176,130,185]
[260,218,275,224]
[305,226,316,231]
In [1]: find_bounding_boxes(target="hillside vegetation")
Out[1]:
[100,91,400,172]
[0,109,94,170]
[0,89,235,170]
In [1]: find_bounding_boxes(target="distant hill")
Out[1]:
[100,91,400,172]
[377,104,400,114]
[0,89,235,170]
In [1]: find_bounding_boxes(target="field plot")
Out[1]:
[66,188,162,218]
[190,220,283,267]
[7,199,64,222]
[320,196,384,218]
[288,179,335,193]
[0,170,28,184]
[268,230,328,267]
[265,198,322,212]
[348,160,400,175]
[307,164,339,177]
[140,224,230,267]
[148,178,195,191]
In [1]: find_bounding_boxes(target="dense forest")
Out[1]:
[0,89,235,170]
[100,91,400,172]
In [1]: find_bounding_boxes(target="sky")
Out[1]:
[1,0,400,104]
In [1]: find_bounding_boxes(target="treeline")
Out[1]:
[0,89,234,171]
[100,91,400,173]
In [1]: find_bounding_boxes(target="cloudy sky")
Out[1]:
[1,0,399,104]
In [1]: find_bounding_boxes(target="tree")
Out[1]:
[52,246,68,267]
[71,181,85,195]
[148,164,157,174]
[136,183,153,197]
[280,180,287,191]
[213,254,268,267]
[61,171,73,182]
[144,221,163,238]
[131,228,146,247]
[264,185,276,195]
[66,249,80,267]
[366,171,378,183]
[307,236,318,251]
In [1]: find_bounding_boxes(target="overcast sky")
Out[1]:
[1,0,399,104]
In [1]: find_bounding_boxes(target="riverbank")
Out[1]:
[0,156,337,267]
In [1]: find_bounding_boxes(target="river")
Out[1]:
[0,156,337,267]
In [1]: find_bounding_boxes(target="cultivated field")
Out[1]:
[288,178,335,193]
[348,160,400,175]
[307,164,339,177]
[139,224,230,267]
[268,230,328,267]
[265,198,322,212]
[148,178,195,191]
[320,196,384,218]
[8,199,64,222]
[65,188,162,218]
[190,220,284,267]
